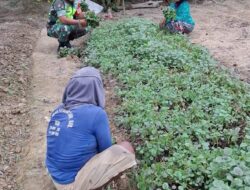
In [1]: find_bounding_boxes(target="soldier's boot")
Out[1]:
[57,41,72,52]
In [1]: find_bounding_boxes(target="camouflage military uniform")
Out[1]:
[47,0,87,44]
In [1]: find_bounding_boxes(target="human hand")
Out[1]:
[118,141,135,154]
[79,19,87,27]
[159,18,166,28]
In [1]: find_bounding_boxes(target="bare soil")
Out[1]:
[0,0,249,190]
[0,1,41,189]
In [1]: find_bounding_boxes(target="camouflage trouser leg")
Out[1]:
[47,24,87,43]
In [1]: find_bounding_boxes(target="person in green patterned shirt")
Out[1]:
[47,0,88,51]
[160,0,195,34]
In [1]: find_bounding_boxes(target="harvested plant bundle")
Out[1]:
[85,11,101,28]
[163,6,176,22]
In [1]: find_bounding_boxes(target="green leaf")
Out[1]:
[162,183,170,190]
[211,179,230,190]
[231,167,244,177]
[232,178,243,187]
[244,176,250,186]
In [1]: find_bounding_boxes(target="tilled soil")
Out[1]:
[0,1,41,189]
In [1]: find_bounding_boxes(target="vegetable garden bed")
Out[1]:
[83,18,250,190]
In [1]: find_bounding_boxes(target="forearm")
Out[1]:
[76,12,85,19]
[98,137,112,153]
[59,16,80,25]
[94,111,112,153]
[96,124,112,152]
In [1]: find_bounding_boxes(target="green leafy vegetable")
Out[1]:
[163,6,176,22]
[83,18,250,189]
[58,47,80,58]
[80,0,89,12]
[85,11,101,28]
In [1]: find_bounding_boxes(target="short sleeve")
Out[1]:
[93,109,112,153]
[53,0,67,17]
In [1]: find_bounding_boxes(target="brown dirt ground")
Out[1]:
[0,0,249,190]
[0,0,42,189]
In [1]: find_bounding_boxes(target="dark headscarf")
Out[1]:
[175,0,187,8]
[62,67,105,109]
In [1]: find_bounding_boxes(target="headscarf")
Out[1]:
[62,67,105,109]
[175,0,187,8]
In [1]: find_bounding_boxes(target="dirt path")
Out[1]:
[16,29,80,190]
[16,29,128,190]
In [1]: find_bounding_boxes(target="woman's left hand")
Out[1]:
[159,18,166,28]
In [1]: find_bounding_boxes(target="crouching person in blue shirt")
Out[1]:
[160,0,195,34]
[46,67,136,190]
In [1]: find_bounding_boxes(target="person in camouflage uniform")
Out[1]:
[47,0,88,51]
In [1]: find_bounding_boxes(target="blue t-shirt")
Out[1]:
[170,1,195,26]
[46,104,112,184]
